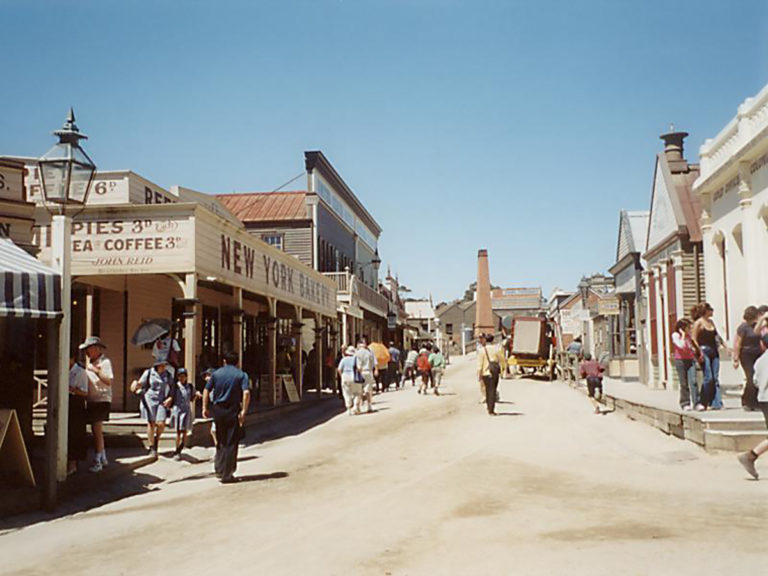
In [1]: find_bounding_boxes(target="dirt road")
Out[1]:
[3,355,767,575]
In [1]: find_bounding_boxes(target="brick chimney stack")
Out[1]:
[660,129,690,173]
[474,249,495,337]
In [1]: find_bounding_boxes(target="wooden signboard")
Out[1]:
[281,375,300,403]
[0,409,36,488]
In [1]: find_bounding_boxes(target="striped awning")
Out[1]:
[0,238,62,319]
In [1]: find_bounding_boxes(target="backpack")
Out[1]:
[417,353,431,373]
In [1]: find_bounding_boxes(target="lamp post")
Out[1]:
[578,277,590,357]
[38,109,96,507]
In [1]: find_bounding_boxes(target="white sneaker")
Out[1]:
[89,461,103,473]
[99,454,109,467]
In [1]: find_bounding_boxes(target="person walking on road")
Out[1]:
[355,338,377,413]
[80,336,113,473]
[203,352,251,483]
[338,346,361,415]
[131,359,172,459]
[401,346,418,387]
[737,333,768,480]
[672,319,701,411]
[166,367,199,460]
[416,348,432,394]
[388,342,401,390]
[579,353,605,414]
[734,306,762,411]
[477,333,505,415]
[692,302,728,410]
[429,347,445,395]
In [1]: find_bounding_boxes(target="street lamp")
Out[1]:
[38,108,96,207]
[38,109,96,506]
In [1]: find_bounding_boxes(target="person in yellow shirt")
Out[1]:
[477,333,506,415]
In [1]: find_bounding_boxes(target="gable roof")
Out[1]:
[645,152,701,255]
[216,192,309,223]
[616,210,650,262]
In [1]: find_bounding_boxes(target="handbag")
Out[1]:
[484,345,501,378]
[353,365,365,384]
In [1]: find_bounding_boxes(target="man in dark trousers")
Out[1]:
[202,351,251,483]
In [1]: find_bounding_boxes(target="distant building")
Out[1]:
[218,150,391,344]
[437,299,502,355]
[608,210,650,381]
[491,287,544,320]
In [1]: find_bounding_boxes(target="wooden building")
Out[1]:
[29,169,337,410]
[608,210,649,381]
[642,131,704,389]
[218,150,390,346]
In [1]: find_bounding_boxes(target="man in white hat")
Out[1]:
[338,345,361,415]
[80,336,113,472]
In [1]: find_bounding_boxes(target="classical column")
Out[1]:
[699,192,717,314]
[671,250,685,321]
[738,162,757,304]
[659,264,671,388]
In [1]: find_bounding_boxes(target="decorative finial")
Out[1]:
[54,107,88,144]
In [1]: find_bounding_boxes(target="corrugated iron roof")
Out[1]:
[216,192,309,222]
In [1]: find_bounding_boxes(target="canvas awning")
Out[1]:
[0,238,62,319]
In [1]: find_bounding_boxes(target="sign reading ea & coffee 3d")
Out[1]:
[69,215,194,275]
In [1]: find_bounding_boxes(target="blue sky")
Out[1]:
[3,0,768,302]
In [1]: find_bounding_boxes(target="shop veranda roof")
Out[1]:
[0,238,61,319]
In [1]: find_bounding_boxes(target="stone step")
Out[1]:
[704,430,768,452]
[700,415,767,432]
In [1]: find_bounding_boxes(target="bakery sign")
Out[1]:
[68,215,194,275]
[218,231,335,314]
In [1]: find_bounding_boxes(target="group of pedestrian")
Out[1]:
[415,344,445,396]
[128,331,199,461]
[336,338,447,415]
[669,302,768,413]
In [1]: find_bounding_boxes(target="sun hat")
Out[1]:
[79,336,106,350]
[177,367,188,376]
[345,345,356,355]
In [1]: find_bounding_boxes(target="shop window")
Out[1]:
[262,233,284,251]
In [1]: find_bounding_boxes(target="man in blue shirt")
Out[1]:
[203,351,251,483]
[387,342,401,390]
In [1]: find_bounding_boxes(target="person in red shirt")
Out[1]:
[579,353,605,414]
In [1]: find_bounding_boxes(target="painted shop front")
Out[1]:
[35,201,337,411]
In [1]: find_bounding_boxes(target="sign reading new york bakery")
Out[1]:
[38,203,336,317]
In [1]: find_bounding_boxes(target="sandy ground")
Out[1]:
[2,355,767,576]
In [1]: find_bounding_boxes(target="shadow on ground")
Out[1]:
[0,470,164,533]
[244,398,346,446]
